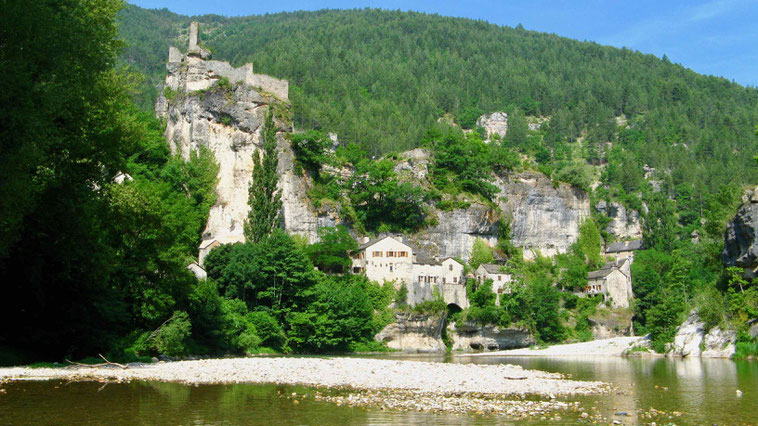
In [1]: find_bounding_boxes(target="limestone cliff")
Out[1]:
[595,200,642,240]
[156,24,321,262]
[495,172,590,259]
[723,193,758,278]
[397,149,590,261]
[374,313,447,352]
[448,322,534,351]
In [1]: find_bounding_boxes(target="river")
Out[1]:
[0,355,755,424]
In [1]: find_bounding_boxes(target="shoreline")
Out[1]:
[458,336,646,357]
[0,357,608,396]
[0,356,611,417]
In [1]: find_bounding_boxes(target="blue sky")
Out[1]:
[130,0,758,87]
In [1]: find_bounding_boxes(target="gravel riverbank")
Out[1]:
[0,356,608,396]
[461,336,645,357]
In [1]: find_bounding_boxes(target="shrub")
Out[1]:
[246,311,286,350]
[151,311,192,356]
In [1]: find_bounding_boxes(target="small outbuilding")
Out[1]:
[583,258,633,308]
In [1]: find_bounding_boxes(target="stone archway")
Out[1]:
[447,303,462,315]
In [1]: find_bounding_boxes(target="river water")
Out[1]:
[0,355,755,425]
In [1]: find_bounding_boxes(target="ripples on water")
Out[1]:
[0,355,755,424]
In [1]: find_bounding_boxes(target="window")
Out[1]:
[443,277,446,284]
[398,251,408,257]
[387,251,395,257]
[498,275,502,281]
[373,251,382,257]
[453,277,458,283]
[449,264,453,271]
[418,276,423,283]
[389,265,393,272]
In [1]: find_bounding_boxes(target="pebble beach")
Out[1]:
[0,357,610,416]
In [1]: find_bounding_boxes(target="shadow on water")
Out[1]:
[0,355,756,424]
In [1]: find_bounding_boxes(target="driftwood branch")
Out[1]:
[64,354,128,370]
[98,353,128,369]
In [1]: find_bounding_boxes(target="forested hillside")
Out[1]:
[118,5,758,195]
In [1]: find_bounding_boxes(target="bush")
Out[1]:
[151,311,192,356]
[246,311,286,350]
[287,276,375,352]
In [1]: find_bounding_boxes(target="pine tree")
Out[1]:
[245,107,282,243]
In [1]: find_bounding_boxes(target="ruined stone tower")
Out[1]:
[156,23,326,265]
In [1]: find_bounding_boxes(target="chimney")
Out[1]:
[189,22,199,50]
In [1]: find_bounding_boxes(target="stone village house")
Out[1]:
[350,236,469,309]
[474,264,513,306]
[581,240,642,308]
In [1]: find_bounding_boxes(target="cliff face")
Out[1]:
[495,172,590,260]
[374,313,447,352]
[397,150,590,261]
[595,201,642,240]
[156,36,321,261]
[723,195,758,278]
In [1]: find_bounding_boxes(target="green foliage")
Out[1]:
[150,311,192,357]
[501,260,565,343]
[425,125,500,200]
[290,130,331,176]
[287,275,376,352]
[469,238,495,270]
[205,230,318,319]
[734,332,758,359]
[456,106,485,129]
[245,108,282,243]
[643,191,678,251]
[305,226,358,273]
[395,283,409,306]
[573,217,604,268]
[348,158,427,232]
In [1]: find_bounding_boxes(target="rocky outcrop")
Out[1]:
[588,308,634,339]
[448,322,534,351]
[496,172,590,260]
[374,313,446,352]
[666,310,736,358]
[156,24,322,262]
[395,149,590,261]
[595,201,642,240]
[410,203,499,261]
[723,197,758,278]
[476,112,508,140]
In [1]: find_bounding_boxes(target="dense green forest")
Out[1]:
[118,5,758,195]
[1,1,757,363]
